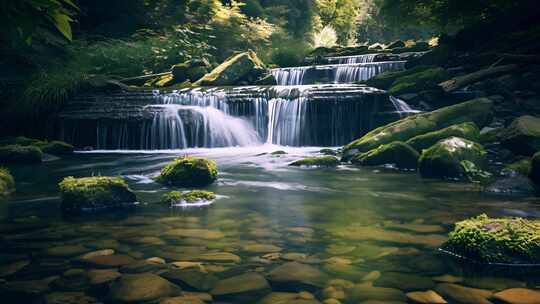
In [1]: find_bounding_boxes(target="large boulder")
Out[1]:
[365,65,434,90]
[195,51,266,86]
[406,122,480,152]
[530,151,540,189]
[0,168,15,196]
[442,214,540,264]
[388,67,450,96]
[58,176,137,213]
[343,98,493,159]
[418,137,487,179]
[107,273,182,303]
[156,157,218,187]
[0,145,42,163]
[500,115,540,156]
[42,141,74,155]
[172,59,211,82]
[351,141,419,169]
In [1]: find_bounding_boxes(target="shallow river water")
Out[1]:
[1,145,540,303]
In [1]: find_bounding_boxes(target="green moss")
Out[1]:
[156,157,218,187]
[0,167,15,196]
[59,176,137,213]
[195,50,266,86]
[365,66,434,90]
[530,152,540,188]
[352,141,419,169]
[270,150,287,155]
[0,145,43,163]
[388,67,450,95]
[42,141,74,155]
[289,156,340,167]
[161,190,216,205]
[343,98,493,159]
[506,158,532,176]
[442,214,540,264]
[406,122,480,152]
[319,148,337,156]
[0,136,47,147]
[418,137,487,179]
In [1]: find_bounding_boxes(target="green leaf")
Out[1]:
[51,11,73,41]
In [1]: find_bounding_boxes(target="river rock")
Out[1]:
[259,291,321,304]
[120,259,166,273]
[169,252,241,263]
[44,292,99,304]
[388,67,450,96]
[87,268,121,285]
[0,260,30,277]
[156,157,218,187]
[442,214,540,264]
[45,245,90,258]
[195,51,266,86]
[347,282,406,302]
[161,268,218,291]
[374,272,435,291]
[165,228,224,239]
[493,288,540,304]
[501,115,540,156]
[210,272,270,300]
[485,175,537,196]
[351,141,419,169]
[42,141,74,155]
[406,290,447,303]
[242,244,282,253]
[58,176,137,214]
[289,156,340,167]
[530,151,540,189]
[267,262,329,291]
[435,283,493,304]
[406,122,480,151]
[79,254,135,268]
[343,98,493,159]
[108,273,182,303]
[418,137,487,179]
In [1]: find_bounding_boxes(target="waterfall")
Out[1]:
[333,61,406,83]
[143,104,187,149]
[271,67,310,86]
[326,53,378,64]
[389,96,421,118]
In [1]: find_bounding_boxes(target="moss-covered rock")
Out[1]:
[59,176,137,213]
[406,44,455,69]
[0,167,15,196]
[42,141,74,155]
[289,156,340,167]
[352,141,419,169]
[442,214,540,264]
[418,137,487,179]
[343,98,493,159]
[406,122,480,152]
[501,115,540,156]
[365,65,434,90]
[156,157,218,187]
[172,59,210,82]
[195,51,266,86]
[530,151,540,188]
[161,190,216,205]
[0,136,47,147]
[506,158,532,176]
[0,145,42,163]
[388,67,450,96]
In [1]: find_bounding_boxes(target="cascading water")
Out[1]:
[326,53,379,64]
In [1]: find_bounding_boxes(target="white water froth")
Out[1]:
[326,53,379,64]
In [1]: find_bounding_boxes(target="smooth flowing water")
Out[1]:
[1,146,539,303]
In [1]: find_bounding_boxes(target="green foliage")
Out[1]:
[0,145,43,164]
[268,39,312,67]
[0,0,78,47]
[315,0,364,45]
[505,158,532,177]
[289,156,340,167]
[161,190,216,204]
[312,26,338,48]
[156,157,218,187]
[460,160,492,184]
[0,167,15,196]
[59,176,137,212]
[443,214,540,264]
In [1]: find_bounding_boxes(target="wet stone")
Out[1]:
[259,291,322,304]
[165,229,225,240]
[374,272,435,291]
[170,252,241,263]
[267,262,329,291]
[79,254,135,268]
[210,272,270,300]
[493,288,540,304]
[120,260,166,274]
[346,282,407,302]
[44,292,100,304]
[406,290,447,304]
[241,244,282,253]
[161,268,218,291]
[107,273,182,303]
[0,260,30,277]
[87,268,121,285]
[463,276,525,291]
[434,283,493,304]
[326,244,356,255]
[45,245,90,258]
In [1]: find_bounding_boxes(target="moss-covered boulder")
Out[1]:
[352,141,419,169]
[530,152,540,188]
[195,51,266,86]
[42,141,74,155]
[0,145,42,163]
[343,98,493,159]
[506,158,532,176]
[172,59,210,82]
[156,157,218,187]
[442,214,540,264]
[161,190,216,205]
[406,122,480,152]
[365,65,434,90]
[418,137,487,179]
[0,168,15,196]
[289,156,339,167]
[501,115,540,156]
[59,176,137,213]
[388,67,450,96]
[0,136,47,147]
